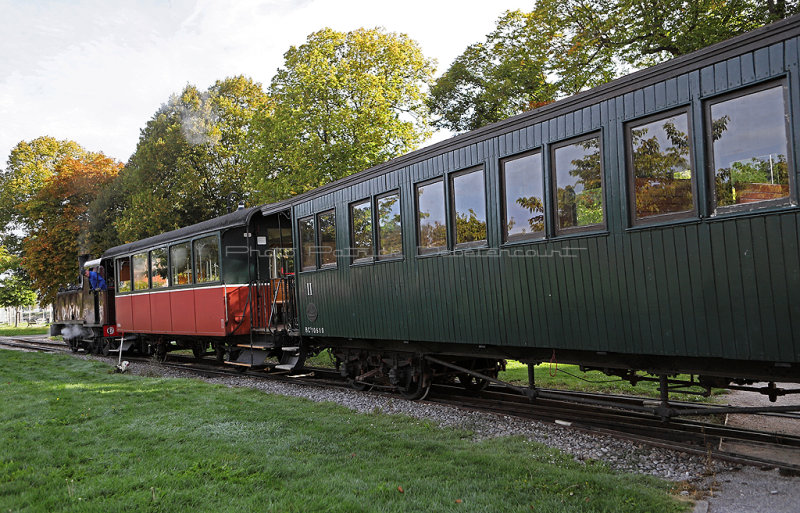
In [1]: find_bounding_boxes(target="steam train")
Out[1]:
[53,17,800,402]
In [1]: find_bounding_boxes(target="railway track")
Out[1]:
[4,335,799,473]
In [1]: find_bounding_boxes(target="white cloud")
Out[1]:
[0,0,529,165]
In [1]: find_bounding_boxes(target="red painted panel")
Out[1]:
[194,287,226,336]
[225,285,250,336]
[150,291,172,333]
[170,289,196,333]
[132,294,152,332]
[116,295,133,332]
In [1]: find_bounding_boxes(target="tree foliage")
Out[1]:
[104,76,269,244]
[430,1,798,132]
[20,154,121,304]
[0,137,88,250]
[247,27,435,203]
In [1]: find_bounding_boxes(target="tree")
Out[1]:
[430,1,798,132]
[102,76,270,244]
[247,27,435,203]
[0,246,37,326]
[20,154,121,304]
[0,137,87,249]
[428,10,559,132]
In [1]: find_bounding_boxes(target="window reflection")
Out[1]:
[629,113,693,220]
[711,85,790,208]
[351,201,372,263]
[194,235,220,283]
[132,253,149,290]
[150,248,169,288]
[452,169,487,246]
[298,217,315,271]
[116,258,131,292]
[377,192,402,258]
[503,152,544,241]
[318,210,337,267]
[553,136,604,231]
[417,180,446,254]
[170,242,192,285]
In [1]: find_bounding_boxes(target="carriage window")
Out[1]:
[377,191,402,259]
[503,152,544,242]
[194,235,220,283]
[298,216,315,271]
[150,248,169,288]
[170,242,192,285]
[553,135,604,233]
[350,200,372,263]
[451,168,487,247]
[318,210,337,268]
[116,257,131,292]
[710,84,791,210]
[417,179,447,254]
[628,111,694,222]
[132,253,149,290]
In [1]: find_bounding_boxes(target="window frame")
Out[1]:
[192,233,222,285]
[705,79,795,215]
[449,166,488,249]
[625,107,697,226]
[376,190,403,261]
[349,199,374,265]
[316,209,337,269]
[500,150,546,244]
[415,177,448,256]
[169,240,194,288]
[550,131,607,236]
[115,256,132,294]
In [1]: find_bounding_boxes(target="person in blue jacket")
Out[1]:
[84,269,107,291]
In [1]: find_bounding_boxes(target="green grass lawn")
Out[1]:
[500,361,724,402]
[0,350,690,512]
[0,324,50,336]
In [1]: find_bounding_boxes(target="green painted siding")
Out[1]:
[293,27,800,365]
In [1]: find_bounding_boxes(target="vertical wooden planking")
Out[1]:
[671,227,695,356]
[708,223,735,357]
[722,221,750,359]
[677,74,691,104]
[727,57,742,89]
[659,229,686,355]
[633,89,645,117]
[741,52,756,83]
[624,232,645,352]
[750,216,780,361]
[642,231,666,354]
[770,42,785,75]
[780,215,800,360]
[654,81,666,110]
[643,85,656,113]
[701,65,715,96]
[754,47,771,79]
[665,77,678,106]
[714,62,728,93]
[764,215,793,360]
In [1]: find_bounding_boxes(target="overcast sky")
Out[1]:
[0,0,534,167]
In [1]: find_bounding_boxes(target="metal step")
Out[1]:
[108,340,135,353]
[281,346,299,352]
[236,342,273,349]
[274,364,295,371]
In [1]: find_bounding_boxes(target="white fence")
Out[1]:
[0,305,52,326]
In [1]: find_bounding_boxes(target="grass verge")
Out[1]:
[500,361,724,402]
[0,350,690,512]
[0,325,50,336]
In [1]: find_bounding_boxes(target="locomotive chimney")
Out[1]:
[77,253,91,284]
